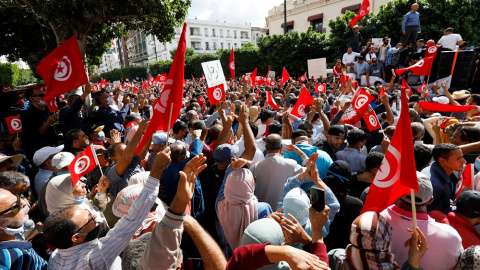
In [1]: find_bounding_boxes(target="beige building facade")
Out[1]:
[266,0,390,35]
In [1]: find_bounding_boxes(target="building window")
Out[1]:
[212,29,216,37]
[234,43,237,49]
[221,42,224,49]
[220,29,224,37]
[213,42,217,50]
[234,30,237,38]
[227,30,230,38]
[204,28,209,37]
[227,43,231,49]
[206,42,210,50]
[311,19,324,33]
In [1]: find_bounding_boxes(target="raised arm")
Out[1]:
[115,119,150,176]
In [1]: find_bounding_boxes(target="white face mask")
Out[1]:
[107,96,114,105]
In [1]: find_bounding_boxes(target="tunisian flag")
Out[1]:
[281,68,290,87]
[46,98,59,113]
[207,83,226,105]
[315,83,326,93]
[266,91,279,111]
[36,35,89,102]
[348,0,370,26]
[379,86,387,98]
[362,86,418,214]
[351,88,374,112]
[157,73,167,82]
[299,72,307,83]
[5,115,22,134]
[454,164,474,199]
[229,47,235,80]
[362,111,381,131]
[250,68,258,87]
[419,102,477,113]
[395,57,434,76]
[68,145,99,186]
[400,77,412,95]
[425,41,438,59]
[291,87,313,118]
[135,23,187,155]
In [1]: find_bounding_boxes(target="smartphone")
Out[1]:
[310,186,326,212]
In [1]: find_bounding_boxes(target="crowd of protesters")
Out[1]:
[1,8,480,270]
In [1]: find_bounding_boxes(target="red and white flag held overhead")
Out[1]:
[250,68,258,87]
[417,81,427,93]
[36,35,89,102]
[299,72,307,83]
[281,67,290,88]
[135,23,187,155]
[362,84,418,214]
[291,87,313,118]
[5,115,22,134]
[100,78,108,88]
[363,111,381,131]
[229,47,235,80]
[270,80,277,87]
[395,57,434,76]
[348,0,370,26]
[425,41,438,59]
[266,91,279,111]
[68,145,99,186]
[197,95,206,106]
[351,88,374,112]
[400,77,412,96]
[157,73,167,82]
[45,98,59,113]
[243,74,250,83]
[455,164,474,199]
[315,83,326,93]
[379,86,387,98]
[207,83,226,105]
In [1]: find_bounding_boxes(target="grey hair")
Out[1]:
[265,134,282,150]
[121,232,152,270]
[0,171,30,190]
[186,110,197,121]
[411,122,425,140]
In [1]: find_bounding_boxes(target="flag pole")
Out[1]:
[410,188,418,230]
[90,144,103,176]
[167,103,174,146]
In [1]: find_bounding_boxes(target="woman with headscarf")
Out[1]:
[333,211,428,270]
[455,245,480,269]
[216,165,273,259]
[323,161,363,251]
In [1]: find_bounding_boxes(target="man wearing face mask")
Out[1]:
[95,90,131,138]
[335,128,370,174]
[0,188,47,269]
[32,145,64,196]
[59,83,92,135]
[20,88,59,162]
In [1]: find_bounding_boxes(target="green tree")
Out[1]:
[170,48,196,60]
[0,0,191,73]
[0,63,20,87]
[18,69,39,85]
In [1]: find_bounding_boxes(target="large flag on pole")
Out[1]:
[362,85,418,213]
[229,47,235,80]
[36,35,89,102]
[281,68,290,88]
[425,41,438,59]
[135,23,187,155]
[290,87,313,118]
[348,0,370,26]
[395,57,434,76]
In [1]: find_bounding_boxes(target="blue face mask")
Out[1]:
[75,196,86,204]
[57,170,69,176]
[98,131,105,141]
[38,100,46,106]
[180,109,184,115]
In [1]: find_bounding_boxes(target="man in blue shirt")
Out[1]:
[95,91,130,138]
[355,56,370,85]
[402,3,421,50]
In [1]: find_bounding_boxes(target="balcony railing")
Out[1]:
[190,33,202,36]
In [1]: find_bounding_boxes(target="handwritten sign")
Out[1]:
[201,60,227,89]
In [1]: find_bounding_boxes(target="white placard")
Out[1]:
[201,60,227,88]
[371,38,391,46]
[307,58,327,79]
[268,71,275,78]
[113,80,120,87]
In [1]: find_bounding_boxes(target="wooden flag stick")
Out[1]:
[167,103,174,146]
[91,145,103,176]
[410,188,418,230]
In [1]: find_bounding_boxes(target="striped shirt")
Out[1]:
[48,176,159,270]
[0,241,47,269]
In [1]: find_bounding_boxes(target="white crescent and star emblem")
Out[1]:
[54,56,72,81]
[416,59,425,67]
[368,115,378,127]
[373,145,401,188]
[213,88,222,100]
[428,46,437,53]
[354,94,369,110]
[298,104,306,116]
[230,62,235,70]
[74,156,90,175]
[10,119,22,131]
[160,76,166,81]
[317,85,324,92]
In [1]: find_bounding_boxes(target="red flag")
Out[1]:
[395,57,434,76]
[255,76,264,85]
[197,95,206,105]
[265,66,271,86]
[135,23,187,155]
[266,91,279,111]
[255,90,259,100]
[46,98,59,113]
[92,84,99,92]
[291,87,313,118]
[351,88,374,112]
[243,74,250,83]
[191,74,195,81]
[455,164,474,199]
[270,80,277,87]
[299,72,307,83]
[68,145,99,186]
[363,111,381,131]
[379,86,387,98]
[419,102,477,113]
[425,41,438,59]
[207,83,226,105]
[111,39,115,46]
[362,83,418,213]
[229,47,235,80]
[100,79,108,88]
[36,35,89,102]
[417,81,427,93]
[400,78,412,96]
[250,68,257,88]
[352,81,359,90]
[315,83,326,93]
[281,68,290,87]
[5,115,22,134]
[348,0,370,26]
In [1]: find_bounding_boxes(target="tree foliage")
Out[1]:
[0,63,20,87]
[18,69,39,86]
[91,66,148,82]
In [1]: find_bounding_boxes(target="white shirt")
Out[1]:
[380,205,463,270]
[235,137,265,164]
[438,33,462,50]
[250,153,305,210]
[365,52,377,62]
[342,52,360,65]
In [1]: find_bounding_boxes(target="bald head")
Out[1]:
[170,142,187,163]
[265,134,282,152]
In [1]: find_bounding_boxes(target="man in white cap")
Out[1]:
[51,152,76,176]
[32,145,64,195]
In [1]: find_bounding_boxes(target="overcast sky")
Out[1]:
[186,0,284,28]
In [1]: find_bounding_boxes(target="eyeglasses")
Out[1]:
[0,194,21,216]
[74,210,95,234]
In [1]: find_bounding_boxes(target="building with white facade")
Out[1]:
[266,0,389,35]
[94,46,121,74]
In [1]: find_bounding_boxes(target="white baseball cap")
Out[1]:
[51,152,75,170]
[33,145,64,166]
